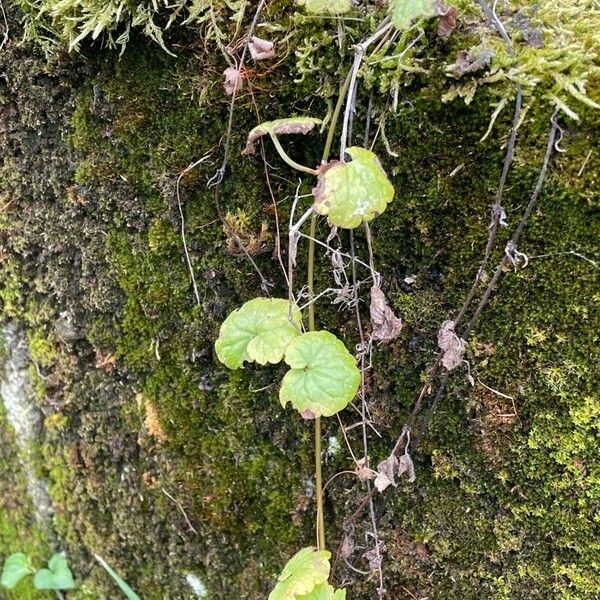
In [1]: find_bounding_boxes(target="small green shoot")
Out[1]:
[94,553,141,600]
[0,553,35,589]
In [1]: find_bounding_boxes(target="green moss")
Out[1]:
[1,1,598,598]
[0,260,23,318]
[0,406,52,600]
[62,18,599,597]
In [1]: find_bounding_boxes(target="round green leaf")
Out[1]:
[300,0,351,14]
[268,547,331,600]
[313,147,395,229]
[390,0,436,30]
[215,298,302,370]
[280,331,360,418]
[300,582,347,600]
[33,552,75,590]
[1,553,34,589]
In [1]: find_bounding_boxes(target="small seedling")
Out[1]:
[1,551,75,591]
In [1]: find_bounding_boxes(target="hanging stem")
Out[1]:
[305,17,390,555]
[269,133,319,175]
[314,416,325,550]
[308,69,354,552]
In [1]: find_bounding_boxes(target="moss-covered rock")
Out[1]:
[1,1,598,598]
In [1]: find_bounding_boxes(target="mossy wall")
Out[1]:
[1,1,598,598]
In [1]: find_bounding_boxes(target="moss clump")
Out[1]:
[0,405,52,600]
[16,0,249,55]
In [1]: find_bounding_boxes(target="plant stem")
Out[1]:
[308,69,354,552]
[269,134,318,175]
[307,211,326,550]
[315,416,325,550]
[323,70,353,163]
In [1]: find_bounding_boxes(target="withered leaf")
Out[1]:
[355,457,375,482]
[248,36,275,60]
[452,47,493,77]
[512,11,544,48]
[398,453,416,483]
[434,0,458,38]
[242,117,321,155]
[437,320,466,371]
[370,285,402,342]
[362,543,384,571]
[340,535,355,559]
[223,67,243,96]
[374,453,399,492]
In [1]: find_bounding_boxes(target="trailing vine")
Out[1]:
[208,0,586,597]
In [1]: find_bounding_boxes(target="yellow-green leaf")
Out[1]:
[300,0,352,14]
[300,583,347,599]
[215,298,302,369]
[313,147,395,229]
[389,0,435,30]
[280,331,360,418]
[268,547,331,600]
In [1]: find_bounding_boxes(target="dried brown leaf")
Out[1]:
[355,457,375,482]
[370,285,403,342]
[452,47,493,76]
[362,542,385,571]
[434,0,458,38]
[437,319,466,371]
[242,117,321,155]
[374,453,399,492]
[398,453,416,483]
[340,535,355,559]
[248,36,275,60]
[223,67,244,96]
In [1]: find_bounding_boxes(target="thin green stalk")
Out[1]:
[269,134,318,175]
[315,416,325,550]
[308,212,325,550]
[323,70,353,164]
[308,69,354,552]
